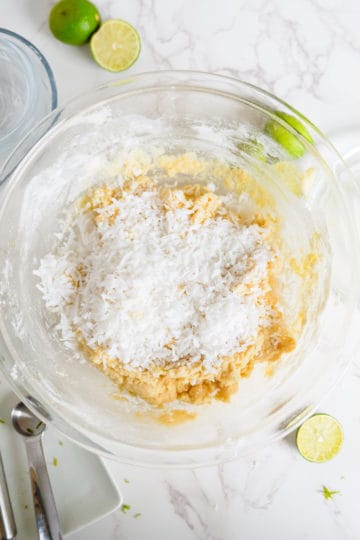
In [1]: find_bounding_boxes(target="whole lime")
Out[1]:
[49,0,101,46]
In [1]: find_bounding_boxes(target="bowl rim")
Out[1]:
[0,28,58,183]
[0,69,359,467]
[0,27,58,112]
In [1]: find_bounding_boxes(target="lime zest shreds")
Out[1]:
[322,486,340,500]
[237,139,267,162]
[121,504,131,514]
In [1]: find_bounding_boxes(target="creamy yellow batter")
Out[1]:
[70,156,300,407]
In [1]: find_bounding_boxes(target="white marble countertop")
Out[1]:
[3,1,360,538]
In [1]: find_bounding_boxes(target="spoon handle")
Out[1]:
[24,437,62,540]
[0,452,17,539]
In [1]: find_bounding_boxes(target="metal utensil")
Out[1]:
[11,402,62,540]
[0,451,16,539]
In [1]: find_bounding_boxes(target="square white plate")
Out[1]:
[0,379,122,538]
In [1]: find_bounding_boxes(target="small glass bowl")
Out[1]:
[0,28,57,170]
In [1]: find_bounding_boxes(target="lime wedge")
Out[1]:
[90,19,141,72]
[265,111,313,158]
[275,111,313,143]
[296,414,343,463]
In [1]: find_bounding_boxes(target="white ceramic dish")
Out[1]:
[0,378,122,537]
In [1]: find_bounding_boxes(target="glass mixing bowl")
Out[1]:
[0,71,359,467]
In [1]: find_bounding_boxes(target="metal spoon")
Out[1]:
[11,402,62,540]
[0,451,16,539]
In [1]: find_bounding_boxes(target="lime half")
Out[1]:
[90,19,141,72]
[296,414,343,463]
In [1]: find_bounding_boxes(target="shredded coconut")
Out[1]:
[35,181,274,371]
